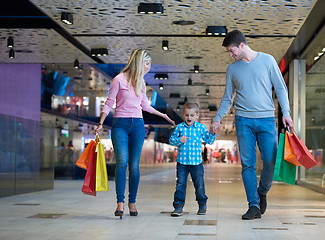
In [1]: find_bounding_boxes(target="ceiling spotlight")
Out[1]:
[206,89,210,96]
[138,3,164,14]
[162,40,169,51]
[208,105,217,111]
[206,26,228,35]
[9,49,15,58]
[74,59,79,69]
[154,73,168,80]
[159,83,164,90]
[188,78,192,86]
[194,65,199,73]
[176,106,180,111]
[90,48,108,56]
[61,12,73,25]
[7,37,14,48]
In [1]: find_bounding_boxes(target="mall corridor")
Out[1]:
[0,163,324,240]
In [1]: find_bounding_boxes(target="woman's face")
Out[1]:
[143,60,151,74]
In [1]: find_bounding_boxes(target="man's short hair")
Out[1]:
[222,30,247,47]
[183,102,199,113]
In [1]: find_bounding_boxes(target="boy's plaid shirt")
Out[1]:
[169,121,216,165]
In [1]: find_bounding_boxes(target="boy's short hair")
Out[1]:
[183,102,199,113]
[222,30,247,47]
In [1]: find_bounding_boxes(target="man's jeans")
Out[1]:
[235,116,277,208]
[173,163,208,208]
[111,118,145,203]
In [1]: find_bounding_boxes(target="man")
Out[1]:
[212,30,294,220]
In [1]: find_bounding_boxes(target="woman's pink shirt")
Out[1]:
[101,73,155,118]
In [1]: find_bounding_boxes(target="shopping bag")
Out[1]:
[284,131,301,166]
[273,132,296,185]
[95,139,109,191]
[289,131,317,169]
[81,149,97,196]
[75,140,96,170]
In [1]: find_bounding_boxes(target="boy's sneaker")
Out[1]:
[171,207,183,217]
[197,205,207,215]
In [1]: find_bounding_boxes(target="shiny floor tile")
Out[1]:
[183,220,217,225]
[27,213,67,219]
[0,163,324,240]
[178,233,216,236]
[13,203,40,206]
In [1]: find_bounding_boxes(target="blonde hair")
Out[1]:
[183,102,199,113]
[121,49,151,96]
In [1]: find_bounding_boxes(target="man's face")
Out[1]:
[183,108,199,126]
[225,43,244,60]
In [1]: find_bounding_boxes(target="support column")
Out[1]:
[289,59,306,181]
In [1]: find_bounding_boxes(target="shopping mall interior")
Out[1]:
[0,0,324,239]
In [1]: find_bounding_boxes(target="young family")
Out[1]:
[94,30,294,220]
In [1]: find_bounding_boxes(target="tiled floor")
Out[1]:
[1,163,325,240]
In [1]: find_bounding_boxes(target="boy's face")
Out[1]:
[183,108,199,126]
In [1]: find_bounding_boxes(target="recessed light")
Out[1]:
[185,56,202,60]
[172,20,195,25]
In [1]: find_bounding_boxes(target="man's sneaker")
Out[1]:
[171,207,183,217]
[197,205,207,215]
[242,206,261,220]
[258,192,267,214]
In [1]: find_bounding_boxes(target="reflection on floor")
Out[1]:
[1,163,325,240]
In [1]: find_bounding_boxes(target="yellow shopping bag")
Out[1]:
[95,136,109,191]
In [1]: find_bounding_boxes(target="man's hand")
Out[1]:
[282,116,294,129]
[211,121,221,134]
[180,136,190,144]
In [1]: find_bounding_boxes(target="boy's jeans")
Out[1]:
[111,118,145,203]
[173,163,208,208]
[235,116,277,208]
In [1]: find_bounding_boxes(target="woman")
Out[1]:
[95,49,175,218]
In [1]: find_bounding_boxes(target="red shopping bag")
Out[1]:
[284,131,301,166]
[81,149,97,196]
[289,131,317,169]
[75,140,96,170]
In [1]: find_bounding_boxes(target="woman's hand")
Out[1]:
[94,124,103,134]
[163,114,175,126]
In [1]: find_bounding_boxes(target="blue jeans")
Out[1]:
[235,116,277,208]
[111,118,145,203]
[173,163,208,208]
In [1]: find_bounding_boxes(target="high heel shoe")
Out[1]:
[114,210,124,219]
[115,203,124,219]
[128,203,138,216]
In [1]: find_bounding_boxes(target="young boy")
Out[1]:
[169,102,216,216]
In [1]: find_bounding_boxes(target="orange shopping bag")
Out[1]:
[75,140,96,170]
[284,131,301,166]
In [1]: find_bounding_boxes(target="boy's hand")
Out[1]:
[180,136,190,143]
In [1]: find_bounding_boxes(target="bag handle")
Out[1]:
[95,133,101,143]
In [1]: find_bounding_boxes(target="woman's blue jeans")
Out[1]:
[235,116,277,208]
[173,163,208,208]
[111,118,145,203]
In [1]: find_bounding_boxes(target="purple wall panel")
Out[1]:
[0,64,41,121]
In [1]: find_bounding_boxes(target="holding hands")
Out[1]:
[211,121,221,134]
